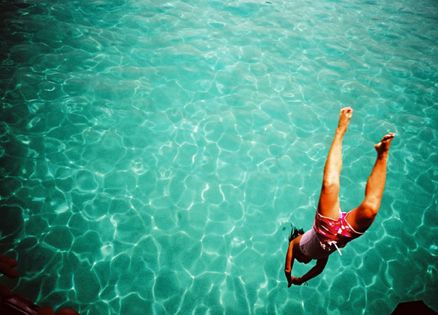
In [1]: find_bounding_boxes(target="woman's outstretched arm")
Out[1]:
[292,258,328,285]
[284,239,296,287]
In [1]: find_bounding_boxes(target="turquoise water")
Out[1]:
[0,0,437,314]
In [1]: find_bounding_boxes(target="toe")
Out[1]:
[382,133,395,141]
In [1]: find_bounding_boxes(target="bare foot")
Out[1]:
[0,255,17,267]
[0,255,19,278]
[375,133,395,156]
[337,107,353,133]
[56,308,80,315]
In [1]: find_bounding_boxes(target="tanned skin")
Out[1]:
[284,107,395,286]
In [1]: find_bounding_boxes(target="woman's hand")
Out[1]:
[284,270,293,287]
[291,276,305,286]
[285,272,304,287]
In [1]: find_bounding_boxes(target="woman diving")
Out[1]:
[284,107,395,286]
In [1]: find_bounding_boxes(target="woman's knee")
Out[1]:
[322,180,340,192]
[360,200,380,219]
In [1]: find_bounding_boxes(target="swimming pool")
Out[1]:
[0,0,437,314]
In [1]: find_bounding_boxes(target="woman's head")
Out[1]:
[289,226,304,242]
[289,226,311,264]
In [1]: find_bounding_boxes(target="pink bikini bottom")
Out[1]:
[299,211,363,259]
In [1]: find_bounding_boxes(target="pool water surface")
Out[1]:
[0,0,437,314]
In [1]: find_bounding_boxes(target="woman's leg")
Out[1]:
[346,133,395,232]
[317,107,353,219]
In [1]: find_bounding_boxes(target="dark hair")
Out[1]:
[288,226,304,242]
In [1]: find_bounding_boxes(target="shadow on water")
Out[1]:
[0,0,31,254]
[0,1,94,311]
[0,0,58,305]
[0,3,83,313]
